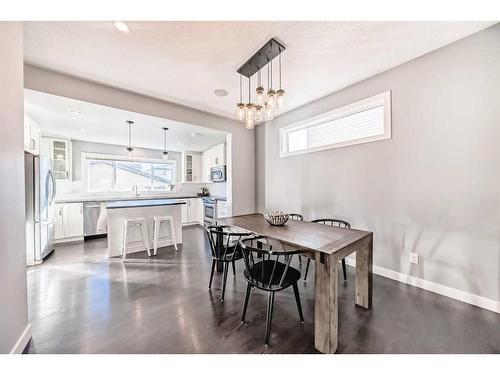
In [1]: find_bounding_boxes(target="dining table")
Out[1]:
[220,213,373,354]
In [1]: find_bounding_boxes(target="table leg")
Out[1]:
[314,252,338,354]
[355,234,373,309]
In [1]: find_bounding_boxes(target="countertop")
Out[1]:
[55,194,200,204]
[107,199,187,210]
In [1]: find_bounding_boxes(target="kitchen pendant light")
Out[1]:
[162,127,169,160]
[125,120,134,158]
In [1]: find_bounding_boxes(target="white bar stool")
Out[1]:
[122,217,150,261]
[152,215,178,256]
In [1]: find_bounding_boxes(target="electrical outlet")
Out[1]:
[409,252,419,265]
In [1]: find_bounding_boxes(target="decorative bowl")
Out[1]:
[263,211,289,226]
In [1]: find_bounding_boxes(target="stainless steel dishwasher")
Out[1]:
[83,202,108,238]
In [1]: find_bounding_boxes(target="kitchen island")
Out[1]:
[106,199,185,258]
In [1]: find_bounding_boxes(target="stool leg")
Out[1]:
[140,223,151,257]
[169,219,178,251]
[153,220,159,256]
[122,223,128,262]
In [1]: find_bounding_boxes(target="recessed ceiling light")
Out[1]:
[189,132,198,137]
[70,110,82,115]
[113,21,130,33]
[214,89,228,97]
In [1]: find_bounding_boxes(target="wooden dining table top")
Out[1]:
[220,213,372,255]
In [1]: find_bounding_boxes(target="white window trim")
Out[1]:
[81,152,177,193]
[279,91,391,157]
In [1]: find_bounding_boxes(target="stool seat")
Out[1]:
[152,215,177,255]
[122,217,150,261]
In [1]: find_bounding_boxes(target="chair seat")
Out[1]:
[244,260,301,291]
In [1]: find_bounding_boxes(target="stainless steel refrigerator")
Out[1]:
[25,153,57,266]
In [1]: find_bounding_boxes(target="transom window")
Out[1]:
[280,91,391,157]
[84,154,176,193]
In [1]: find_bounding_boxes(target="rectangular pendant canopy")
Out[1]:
[237,38,286,78]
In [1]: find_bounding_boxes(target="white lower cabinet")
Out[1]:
[181,198,204,225]
[54,202,83,241]
[54,204,64,240]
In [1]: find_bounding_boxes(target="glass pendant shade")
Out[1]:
[236,103,245,122]
[265,105,274,121]
[256,86,265,106]
[267,89,276,109]
[255,105,263,122]
[276,89,285,108]
[245,103,255,129]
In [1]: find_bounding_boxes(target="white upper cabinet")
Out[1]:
[201,142,226,182]
[24,114,41,155]
[182,152,203,183]
[41,137,71,180]
[212,143,225,166]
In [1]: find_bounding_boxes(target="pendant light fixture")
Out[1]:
[236,75,245,122]
[235,38,285,129]
[266,60,276,110]
[276,52,285,108]
[125,120,134,157]
[162,127,169,160]
[245,76,255,129]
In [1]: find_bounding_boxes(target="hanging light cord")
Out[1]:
[279,53,282,89]
[270,59,273,88]
[239,74,242,103]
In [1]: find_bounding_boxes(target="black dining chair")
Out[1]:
[239,236,304,346]
[303,219,351,282]
[205,225,252,302]
[288,213,304,265]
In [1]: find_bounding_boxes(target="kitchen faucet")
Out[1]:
[132,185,139,198]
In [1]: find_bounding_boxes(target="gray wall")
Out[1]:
[24,66,255,216]
[0,22,29,353]
[261,24,500,301]
[71,139,182,182]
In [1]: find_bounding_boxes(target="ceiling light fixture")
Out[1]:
[235,38,285,129]
[189,132,198,137]
[70,110,82,115]
[125,120,134,157]
[113,21,130,33]
[162,127,169,160]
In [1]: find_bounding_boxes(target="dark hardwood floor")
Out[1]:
[25,225,500,354]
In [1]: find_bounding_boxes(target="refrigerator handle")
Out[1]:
[49,170,57,203]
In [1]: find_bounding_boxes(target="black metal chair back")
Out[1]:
[311,218,351,229]
[304,219,351,282]
[239,236,302,292]
[289,213,304,221]
[205,225,250,262]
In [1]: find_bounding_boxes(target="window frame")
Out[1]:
[81,152,177,193]
[279,91,391,157]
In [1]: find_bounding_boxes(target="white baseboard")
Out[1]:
[344,258,500,314]
[9,324,32,354]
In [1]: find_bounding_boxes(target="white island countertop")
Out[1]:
[106,199,186,209]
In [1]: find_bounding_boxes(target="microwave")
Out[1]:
[210,165,226,182]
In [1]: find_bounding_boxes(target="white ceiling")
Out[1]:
[24,21,496,119]
[24,89,227,152]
